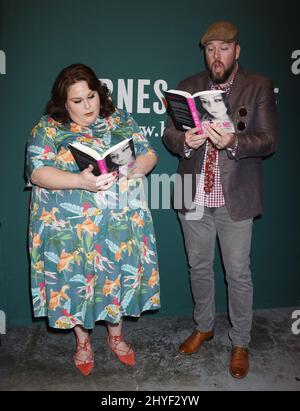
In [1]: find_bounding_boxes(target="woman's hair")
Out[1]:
[45,63,115,123]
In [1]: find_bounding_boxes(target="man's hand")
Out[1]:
[204,124,237,150]
[185,127,207,149]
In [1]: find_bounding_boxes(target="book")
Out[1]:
[164,89,234,135]
[69,138,136,177]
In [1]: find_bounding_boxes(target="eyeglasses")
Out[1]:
[236,107,247,131]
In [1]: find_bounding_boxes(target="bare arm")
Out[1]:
[131,151,158,177]
[31,165,117,192]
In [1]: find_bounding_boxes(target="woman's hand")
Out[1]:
[78,165,118,192]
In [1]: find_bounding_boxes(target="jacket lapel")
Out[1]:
[227,66,246,109]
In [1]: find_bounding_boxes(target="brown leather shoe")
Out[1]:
[230,347,249,379]
[179,330,214,354]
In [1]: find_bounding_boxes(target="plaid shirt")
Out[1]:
[194,65,238,208]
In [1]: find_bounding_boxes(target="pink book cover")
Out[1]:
[97,159,108,174]
[187,98,204,135]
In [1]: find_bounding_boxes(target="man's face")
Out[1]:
[205,40,240,84]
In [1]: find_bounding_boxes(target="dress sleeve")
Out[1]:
[26,118,58,179]
[123,111,157,157]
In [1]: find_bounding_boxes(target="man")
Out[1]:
[162,20,277,379]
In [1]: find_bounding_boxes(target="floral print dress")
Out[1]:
[26,109,160,329]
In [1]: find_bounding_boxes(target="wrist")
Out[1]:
[227,135,238,157]
[184,141,194,150]
[75,172,84,189]
[183,142,194,159]
[228,134,238,150]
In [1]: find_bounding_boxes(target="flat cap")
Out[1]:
[200,20,239,47]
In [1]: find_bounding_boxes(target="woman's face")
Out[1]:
[65,80,100,126]
[110,143,133,166]
[199,94,227,119]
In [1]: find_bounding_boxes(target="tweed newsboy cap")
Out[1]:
[200,20,239,46]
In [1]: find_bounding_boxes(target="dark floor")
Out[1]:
[0,307,299,391]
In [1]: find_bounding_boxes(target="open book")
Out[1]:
[69,138,136,177]
[164,89,234,135]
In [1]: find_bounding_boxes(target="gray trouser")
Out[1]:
[178,206,253,348]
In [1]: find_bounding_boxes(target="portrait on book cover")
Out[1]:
[196,91,234,132]
[196,91,231,122]
[105,139,136,176]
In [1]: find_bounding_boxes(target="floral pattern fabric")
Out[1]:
[26,109,160,329]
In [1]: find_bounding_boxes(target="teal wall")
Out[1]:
[0,0,299,326]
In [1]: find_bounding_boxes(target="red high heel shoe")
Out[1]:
[107,334,135,367]
[73,337,94,376]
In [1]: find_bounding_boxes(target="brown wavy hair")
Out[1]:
[45,63,115,123]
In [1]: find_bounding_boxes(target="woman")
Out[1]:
[26,63,160,376]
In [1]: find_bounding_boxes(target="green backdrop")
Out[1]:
[0,0,299,326]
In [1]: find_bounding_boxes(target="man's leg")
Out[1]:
[214,206,252,378]
[178,208,217,332]
[215,206,253,348]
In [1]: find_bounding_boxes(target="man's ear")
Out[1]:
[235,44,241,60]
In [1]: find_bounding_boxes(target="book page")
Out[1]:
[69,142,102,160]
[166,89,192,98]
[192,90,226,98]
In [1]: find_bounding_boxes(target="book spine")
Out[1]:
[97,159,107,174]
[187,98,203,135]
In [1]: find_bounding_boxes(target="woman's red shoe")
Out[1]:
[107,334,135,367]
[73,337,94,376]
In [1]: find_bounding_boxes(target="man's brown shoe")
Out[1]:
[179,330,214,354]
[230,347,249,379]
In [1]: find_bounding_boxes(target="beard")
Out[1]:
[208,60,237,84]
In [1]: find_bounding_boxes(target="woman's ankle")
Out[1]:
[74,326,90,343]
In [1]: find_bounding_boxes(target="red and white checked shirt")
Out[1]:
[194,144,225,207]
[193,66,238,208]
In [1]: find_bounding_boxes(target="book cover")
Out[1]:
[69,138,136,177]
[165,89,234,134]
